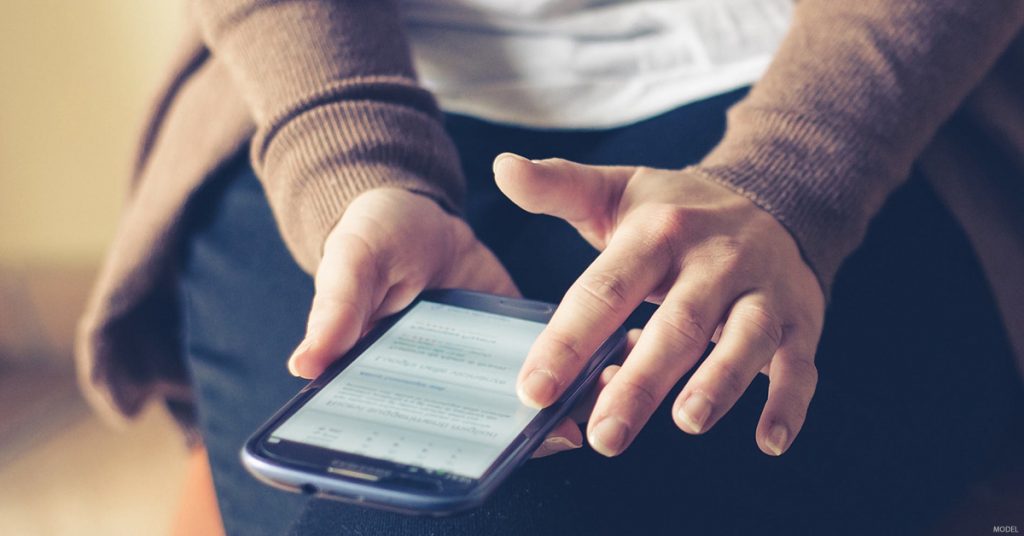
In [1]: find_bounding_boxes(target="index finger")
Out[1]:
[517,229,668,408]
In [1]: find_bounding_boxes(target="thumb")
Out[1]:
[493,153,631,248]
[287,229,384,379]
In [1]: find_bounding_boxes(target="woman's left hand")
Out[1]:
[494,153,825,457]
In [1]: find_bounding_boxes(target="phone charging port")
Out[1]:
[300,483,318,495]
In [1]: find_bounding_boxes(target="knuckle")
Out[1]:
[706,237,749,276]
[653,301,711,353]
[610,375,660,414]
[781,300,814,332]
[706,360,749,398]
[735,304,784,348]
[644,205,690,243]
[545,157,571,167]
[785,355,819,391]
[575,271,630,314]
[542,329,586,370]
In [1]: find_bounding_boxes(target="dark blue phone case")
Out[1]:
[241,289,627,516]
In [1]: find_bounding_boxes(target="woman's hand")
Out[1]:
[284,187,581,457]
[286,187,517,378]
[495,154,826,457]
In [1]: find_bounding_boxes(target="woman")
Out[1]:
[79,1,1024,534]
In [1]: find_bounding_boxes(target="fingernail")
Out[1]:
[286,356,303,377]
[533,435,581,458]
[677,392,712,434]
[543,436,582,451]
[287,339,312,377]
[493,152,529,172]
[518,369,558,408]
[589,417,629,456]
[765,424,789,456]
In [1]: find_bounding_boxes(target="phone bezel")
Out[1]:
[241,289,625,516]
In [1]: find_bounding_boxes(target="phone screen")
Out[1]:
[269,300,546,479]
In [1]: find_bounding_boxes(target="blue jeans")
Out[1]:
[178,90,1023,535]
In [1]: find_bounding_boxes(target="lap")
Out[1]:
[178,90,1024,535]
[178,155,314,535]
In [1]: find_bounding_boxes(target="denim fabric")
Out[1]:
[178,89,1024,535]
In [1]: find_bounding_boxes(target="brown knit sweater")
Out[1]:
[77,0,1024,435]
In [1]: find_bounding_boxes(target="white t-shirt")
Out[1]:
[401,0,793,130]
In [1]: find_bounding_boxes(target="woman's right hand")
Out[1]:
[286,187,519,380]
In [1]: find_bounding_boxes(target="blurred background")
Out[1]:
[1,2,188,534]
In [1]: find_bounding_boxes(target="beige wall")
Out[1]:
[0,1,186,362]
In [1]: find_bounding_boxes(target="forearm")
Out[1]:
[696,0,1024,292]
[192,0,464,273]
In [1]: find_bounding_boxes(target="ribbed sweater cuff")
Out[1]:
[695,107,899,296]
[252,78,465,274]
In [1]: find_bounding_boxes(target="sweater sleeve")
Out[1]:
[693,1,1024,294]
[192,0,465,273]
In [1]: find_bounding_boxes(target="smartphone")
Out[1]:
[241,289,626,516]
